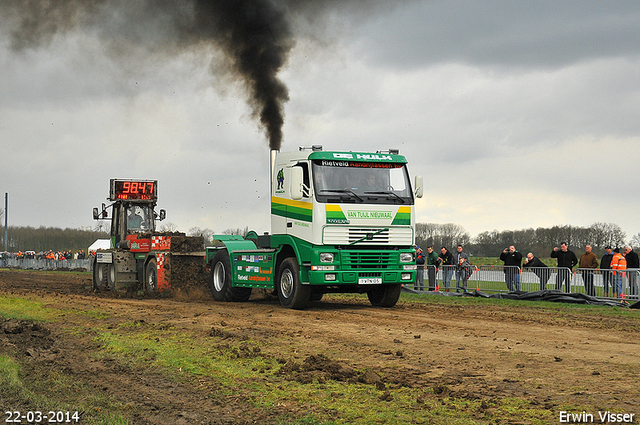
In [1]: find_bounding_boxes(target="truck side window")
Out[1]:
[296,163,310,198]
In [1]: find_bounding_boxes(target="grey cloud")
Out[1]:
[354,1,640,70]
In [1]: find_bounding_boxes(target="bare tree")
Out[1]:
[187,227,215,243]
[587,222,626,250]
[159,222,179,233]
[415,223,470,251]
[222,226,249,237]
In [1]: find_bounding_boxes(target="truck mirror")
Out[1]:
[290,167,304,200]
[93,207,99,220]
[414,175,424,198]
[159,209,166,221]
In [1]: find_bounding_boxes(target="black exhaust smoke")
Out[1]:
[2,0,294,150]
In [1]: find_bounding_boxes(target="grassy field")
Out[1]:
[2,286,638,424]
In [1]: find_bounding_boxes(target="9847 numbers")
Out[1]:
[5,411,80,423]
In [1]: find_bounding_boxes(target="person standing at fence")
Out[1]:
[414,246,425,291]
[523,253,549,291]
[437,247,454,291]
[454,245,470,293]
[551,242,578,292]
[456,256,473,293]
[578,245,598,297]
[611,248,627,297]
[500,246,522,292]
[623,246,639,297]
[600,246,614,297]
[426,246,439,291]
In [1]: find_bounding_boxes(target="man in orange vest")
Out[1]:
[610,248,627,298]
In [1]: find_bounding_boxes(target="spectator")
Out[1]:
[578,245,598,297]
[550,242,578,292]
[456,256,473,293]
[500,246,522,292]
[611,248,627,298]
[600,246,614,297]
[623,246,639,297]
[426,246,439,291]
[415,246,425,291]
[523,252,549,291]
[453,245,470,293]
[437,247,454,292]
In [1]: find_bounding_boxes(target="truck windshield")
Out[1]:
[312,160,414,204]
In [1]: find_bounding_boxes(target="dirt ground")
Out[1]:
[1,269,639,424]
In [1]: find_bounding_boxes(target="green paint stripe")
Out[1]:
[391,212,411,225]
[271,202,312,222]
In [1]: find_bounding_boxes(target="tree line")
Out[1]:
[3,221,637,258]
[0,226,109,252]
[416,222,638,257]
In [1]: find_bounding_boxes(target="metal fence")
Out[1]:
[414,265,638,300]
[4,258,93,272]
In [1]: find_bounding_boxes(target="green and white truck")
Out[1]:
[206,146,423,309]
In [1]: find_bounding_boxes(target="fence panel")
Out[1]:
[5,258,92,272]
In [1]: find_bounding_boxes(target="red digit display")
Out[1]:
[110,180,157,201]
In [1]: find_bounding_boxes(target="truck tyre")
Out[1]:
[145,259,158,293]
[277,257,310,309]
[210,249,251,302]
[367,284,401,307]
[93,260,109,291]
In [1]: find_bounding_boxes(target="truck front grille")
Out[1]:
[323,227,413,245]
[342,252,394,269]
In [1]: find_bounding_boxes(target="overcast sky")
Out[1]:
[1,1,640,243]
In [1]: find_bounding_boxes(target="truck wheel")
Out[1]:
[93,261,109,291]
[145,259,158,293]
[209,249,251,302]
[367,284,401,307]
[277,257,310,309]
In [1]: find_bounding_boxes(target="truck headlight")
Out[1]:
[400,252,414,262]
[401,273,412,280]
[320,252,334,263]
[325,273,336,281]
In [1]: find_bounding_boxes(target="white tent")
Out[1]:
[88,239,110,252]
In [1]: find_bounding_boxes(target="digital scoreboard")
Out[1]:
[109,179,157,201]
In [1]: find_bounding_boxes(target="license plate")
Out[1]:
[358,277,382,285]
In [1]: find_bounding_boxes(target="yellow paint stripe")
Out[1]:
[271,196,313,210]
[326,204,342,212]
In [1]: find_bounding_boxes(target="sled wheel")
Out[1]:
[145,259,158,293]
[209,249,251,302]
[93,260,109,291]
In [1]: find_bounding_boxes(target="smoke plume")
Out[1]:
[2,0,295,150]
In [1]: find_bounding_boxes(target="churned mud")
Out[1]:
[1,269,639,423]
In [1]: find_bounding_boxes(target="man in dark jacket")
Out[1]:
[551,242,578,292]
[600,246,614,297]
[426,246,439,291]
[500,246,522,292]
[624,246,639,297]
[523,253,549,291]
[437,247,454,291]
